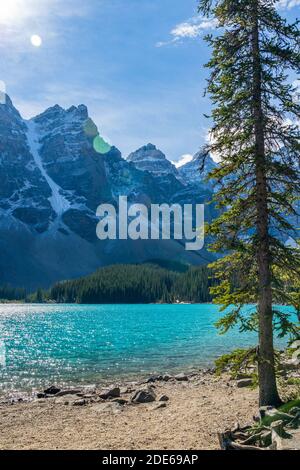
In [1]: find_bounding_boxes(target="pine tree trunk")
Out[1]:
[251,3,281,407]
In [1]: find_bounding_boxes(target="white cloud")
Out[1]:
[156,16,218,47]
[277,0,300,9]
[173,154,193,168]
[172,19,217,39]
[156,1,299,48]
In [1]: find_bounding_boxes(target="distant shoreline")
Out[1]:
[0,301,213,305]
[0,368,211,401]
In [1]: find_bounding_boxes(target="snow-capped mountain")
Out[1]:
[127,144,179,178]
[178,150,216,188]
[0,95,217,289]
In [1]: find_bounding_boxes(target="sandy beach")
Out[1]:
[0,372,258,450]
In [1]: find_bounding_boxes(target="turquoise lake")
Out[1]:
[0,303,295,394]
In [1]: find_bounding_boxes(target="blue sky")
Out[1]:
[0,0,299,164]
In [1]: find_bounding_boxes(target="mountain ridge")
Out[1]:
[0,94,217,289]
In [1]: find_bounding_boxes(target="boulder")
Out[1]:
[146,375,163,383]
[280,360,300,371]
[112,398,128,405]
[235,374,253,381]
[44,385,61,395]
[159,395,169,402]
[259,406,275,420]
[99,387,120,400]
[236,379,253,388]
[72,399,87,406]
[174,373,188,382]
[131,388,156,404]
[163,374,172,381]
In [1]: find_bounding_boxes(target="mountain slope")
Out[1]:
[0,95,216,289]
[178,150,216,188]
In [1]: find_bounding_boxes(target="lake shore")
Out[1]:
[0,371,258,450]
[0,303,297,449]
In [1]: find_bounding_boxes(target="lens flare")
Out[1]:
[93,135,111,155]
[83,118,98,137]
[31,35,42,47]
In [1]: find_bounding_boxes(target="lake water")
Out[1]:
[0,303,295,394]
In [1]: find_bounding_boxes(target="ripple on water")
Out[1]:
[0,303,294,394]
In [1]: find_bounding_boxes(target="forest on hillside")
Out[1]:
[2,262,298,306]
[1,264,213,304]
[0,264,213,304]
[0,285,27,302]
[47,264,213,304]
[1,263,213,304]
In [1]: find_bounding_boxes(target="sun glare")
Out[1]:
[0,0,21,24]
[30,34,42,47]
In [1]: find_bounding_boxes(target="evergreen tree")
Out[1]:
[36,288,44,303]
[199,0,300,406]
[48,264,213,304]
[0,285,26,301]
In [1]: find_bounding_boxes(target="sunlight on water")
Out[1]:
[0,304,294,394]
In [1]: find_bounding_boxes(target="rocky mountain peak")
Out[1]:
[128,143,165,161]
[145,143,156,149]
[33,102,89,126]
[127,143,178,177]
[0,96,217,289]
[33,104,64,124]
[66,104,88,119]
[0,94,23,120]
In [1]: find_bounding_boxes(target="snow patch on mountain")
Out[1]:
[1,94,218,289]
[178,150,216,187]
[26,120,71,216]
